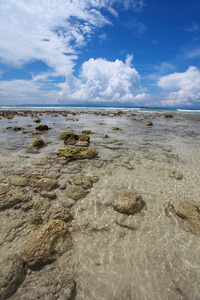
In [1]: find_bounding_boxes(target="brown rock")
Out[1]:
[24,219,71,269]
[113,189,144,215]
[65,185,86,200]
[32,178,58,191]
[0,254,25,299]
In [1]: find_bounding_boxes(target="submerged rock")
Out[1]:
[12,126,25,131]
[32,178,58,191]
[168,170,183,180]
[165,200,200,235]
[0,254,25,299]
[0,185,32,210]
[111,127,122,130]
[24,219,71,269]
[57,147,98,161]
[113,189,144,215]
[67,174,93,189]
[29,137,45,149]
[65,184,86,200]
[10,176,29,187]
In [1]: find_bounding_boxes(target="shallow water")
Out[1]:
[0,110,200,299]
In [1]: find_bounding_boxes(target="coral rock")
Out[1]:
[113,189,144,215]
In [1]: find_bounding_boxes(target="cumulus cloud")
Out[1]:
[0,0,146,104]
[158,66,200,106]
[57,55,148,103]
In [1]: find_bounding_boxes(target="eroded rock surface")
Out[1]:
[24,219,71,269]
[0,254,25,299]
[32,178,58,191]
[165,200,200,234]
[113,189,144,215]
[57,147,98,160]
[28,137,45,149]
[0,185,32,210]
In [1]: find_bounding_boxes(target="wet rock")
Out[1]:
[12,126,25,131]
[65,185,86,200]
[113,189,144,215]
[0,185,32,210]
[50,208,71,223]
[24,219,71,269]
[165,200,200,235]
[40,190,57,199]
[57,147,98,161]
[164,114,173,119]
[168,170,183,180]
[35,124,49,131]
[0,254,25,299]
[29,137,45,149]
[82,130,93,134]
[10,176,29,187]
[145,120,153,127]
[84,172,99,183]
[28,130,41,135]
[59,131,90,146]
[67,174,93,189]
[111,127,122,130]
[33,118,41,123]
[32,178,58,191]
[29,211,44,225]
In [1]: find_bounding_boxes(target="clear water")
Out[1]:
[0,109,200,299]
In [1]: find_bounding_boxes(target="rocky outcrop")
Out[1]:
[0,254,25,299]
[113,189,144,215]
[165,200,200,235]
[24,219,71,269]
[168,170,183,180]
[57,147,98,161]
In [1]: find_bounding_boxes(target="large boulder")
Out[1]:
[113,189,144,215]
[57,147,98,161]
[24,219,71,269]
[0,254,25,299]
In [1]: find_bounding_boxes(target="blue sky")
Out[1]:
[0,0,200,107]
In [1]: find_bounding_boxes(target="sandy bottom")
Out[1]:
[0,110,200,300]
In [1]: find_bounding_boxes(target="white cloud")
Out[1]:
[0,79,57,104]
[0,0,145,104]
[57,55,148,103]
[158,66,200,106]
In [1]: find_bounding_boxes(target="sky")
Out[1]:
[0,0,200,108]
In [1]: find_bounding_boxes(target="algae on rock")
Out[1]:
[57,147,98,161]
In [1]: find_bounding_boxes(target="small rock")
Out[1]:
[168,170,183,180]
[32,178,58,191]
[35,124,49,131]
[111,127,122,130]
[67,174,93,189]
[57,147,98,161]
[145,120,153,127]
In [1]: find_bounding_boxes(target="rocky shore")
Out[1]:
[0,109,200,299]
